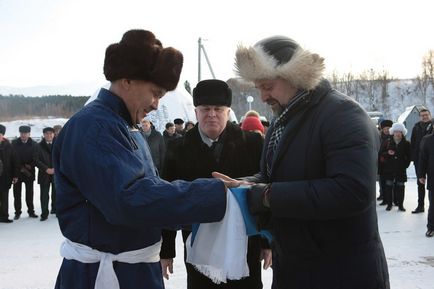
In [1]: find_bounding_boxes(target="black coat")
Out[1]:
[161,122,264,288]
[0,139,19,191]
[36,139,54,185]
[11,138,38,182]
[143,129,165,172]
[379,137,411,182]
[418,133,434,190]
[253,80,389,289]
[410,120,433,162]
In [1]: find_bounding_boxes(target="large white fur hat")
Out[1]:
[389,123,407,136]
[234,36,325,90]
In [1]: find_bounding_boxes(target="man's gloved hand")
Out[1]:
[247,184,271,215]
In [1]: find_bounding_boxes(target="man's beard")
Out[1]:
[271,104,285,118]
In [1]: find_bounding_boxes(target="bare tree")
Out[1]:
[359,69,380,111]
[377,69,393,113]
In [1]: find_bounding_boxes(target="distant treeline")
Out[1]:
[0,95,90,121]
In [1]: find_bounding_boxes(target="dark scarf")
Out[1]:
[266,89,309,177]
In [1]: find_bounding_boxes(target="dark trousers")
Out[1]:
[428,190,434,230]
[40,181,56,218]
[415,162,426,208]
[379,176,386,199]
[13,180,35,215]
[385,180,405,207]
[0,188,10,219]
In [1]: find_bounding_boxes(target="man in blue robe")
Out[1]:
[53,29,235,289]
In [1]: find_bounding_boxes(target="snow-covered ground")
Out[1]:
[0,170,433,289]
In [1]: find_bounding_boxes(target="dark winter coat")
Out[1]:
[379,137,411,182]
[143,129,165,172]
[418,134,434,191]
[163,130,181,149]
[53,88,227,289]
[0,139,19,191]
[161,122,264,288]
[378,133,392,174]
[410,120,433,162]
[252,80,389,289]
[11,137,38,182]
[36,139,54,185]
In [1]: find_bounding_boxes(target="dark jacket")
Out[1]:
[253,80,389,289]
[161,122,264,288]
[143,129,165,173]
[0,138,19,191]
[418,133,434,190]
[379,137,411,182]
[11,137,38,182]
[378,134,392,174]
[53,88,226,289]
[410,120,433,162]
[36,139,54,185]
[163,130,181,149]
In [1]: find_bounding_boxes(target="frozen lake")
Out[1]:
[0,173,433,289]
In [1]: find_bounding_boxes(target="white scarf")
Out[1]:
[186,189,249,284]
[60,238,161,289]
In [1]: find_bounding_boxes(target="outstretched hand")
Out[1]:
[212,172,242,189]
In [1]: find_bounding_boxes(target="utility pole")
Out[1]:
[198,37,216,82]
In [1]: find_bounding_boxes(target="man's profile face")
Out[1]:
[195,105,229,139]
[420,111,431,123]
[127,80,166,123]
[254,78,297,116]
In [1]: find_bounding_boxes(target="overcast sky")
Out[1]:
[1,0,433,94]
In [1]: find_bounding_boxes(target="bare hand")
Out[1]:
[211,172,242,188]
[160,258,174,280]
[12,178,18,184]
[260,249,272,270]
[46,168,54,175]
[419,178,426,185]
[388,150,395,155]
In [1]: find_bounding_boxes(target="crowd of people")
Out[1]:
[0,124,61,223]
[376,109,434,238]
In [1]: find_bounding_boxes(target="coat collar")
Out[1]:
[97,88,135,127]
[265,79,332,179]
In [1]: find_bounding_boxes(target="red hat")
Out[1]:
[241,116,264,134]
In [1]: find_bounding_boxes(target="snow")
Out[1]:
[1,166,433,289]
[0,118,68,141]
[0,115,431,289]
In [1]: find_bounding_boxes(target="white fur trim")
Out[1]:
[234,43,325,90]
[389,123,407,136]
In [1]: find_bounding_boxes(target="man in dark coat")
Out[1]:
[234,36,389,289]
[417,133,434,237]
[160,79,270,289]
[410,108,433,213]
[141,119,165,173]
[0,124,19,223]
[36,127,56,221]
[12,125,39,219]
[163,122,181,148]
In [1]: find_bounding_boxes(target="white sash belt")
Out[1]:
[60,238,162,289]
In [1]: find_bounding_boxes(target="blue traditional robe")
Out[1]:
[53,88,226,289]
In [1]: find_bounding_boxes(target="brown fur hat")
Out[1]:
[104,29,183,91]
[234,36,325,90]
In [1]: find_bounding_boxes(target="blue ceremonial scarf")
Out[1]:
[191,187,273,245]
